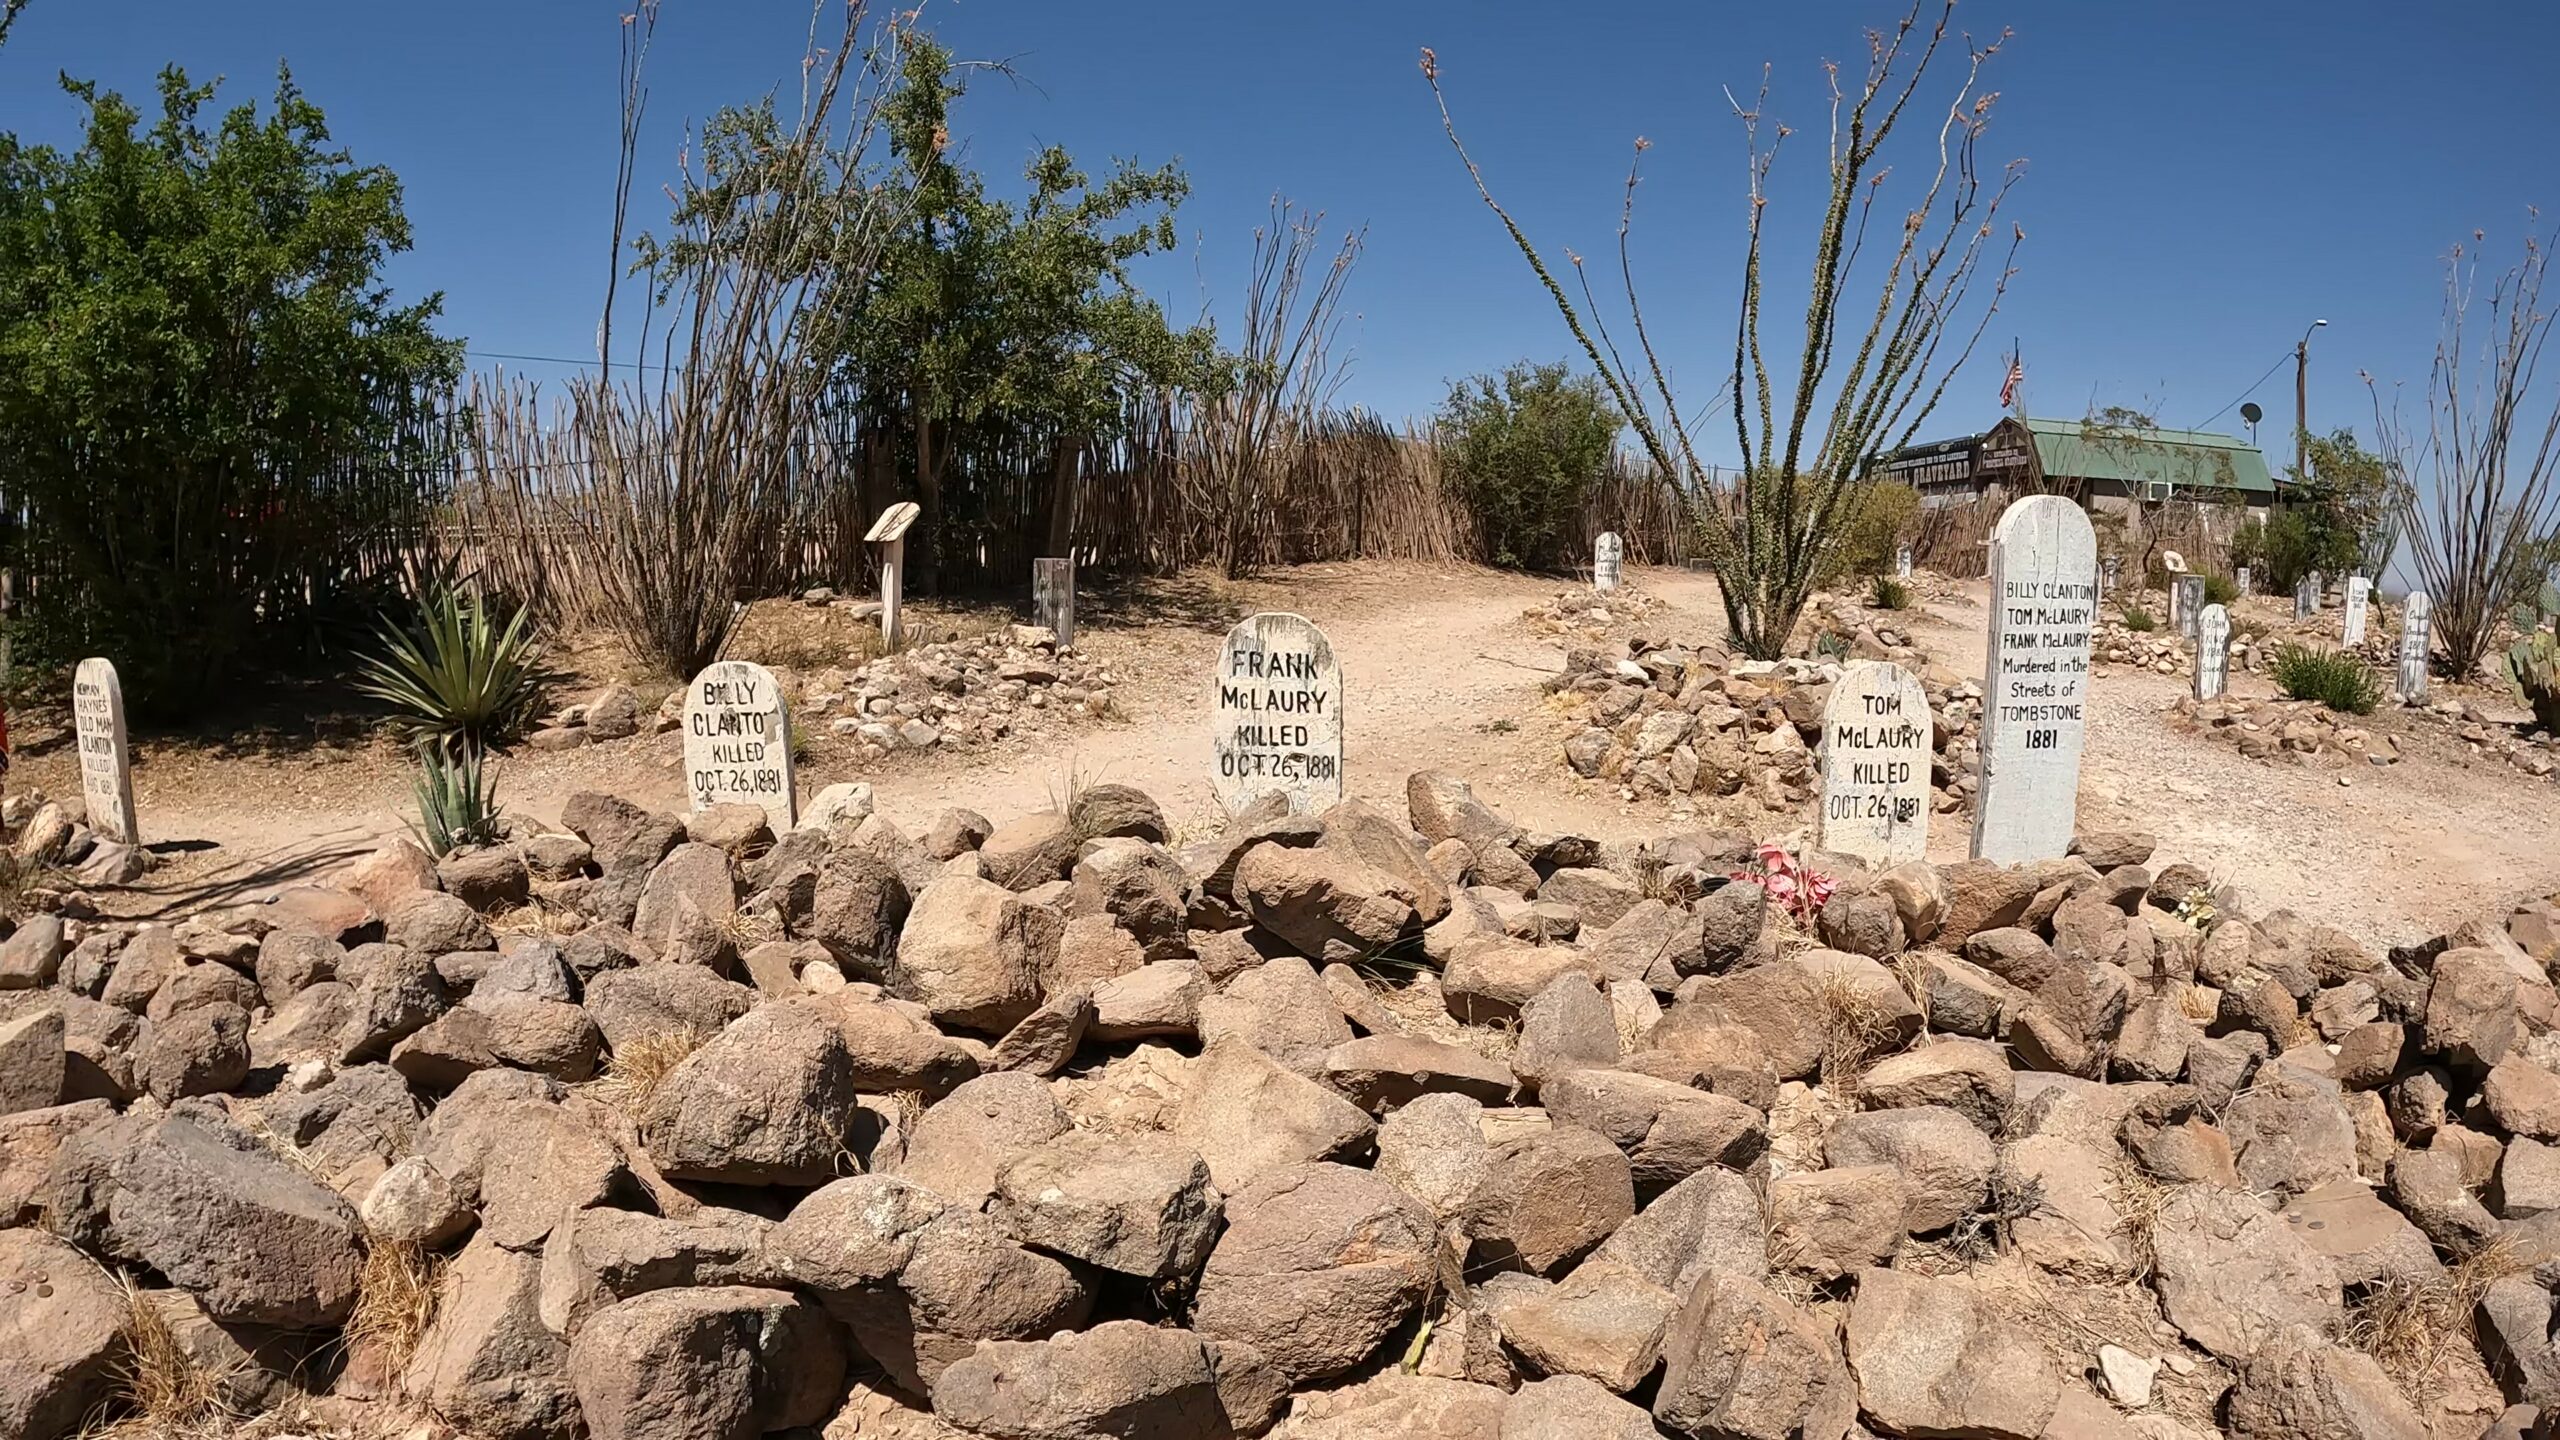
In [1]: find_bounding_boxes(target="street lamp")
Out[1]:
[2296,318,2328,482]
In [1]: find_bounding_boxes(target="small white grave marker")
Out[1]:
[2294,574,2317,620]
[2236,565,2252,598]
[2343,576,2371,646]
[1033,557,1076,648]
[1895,545,1914,580]
[1973,495,2098,865]
[2101,555,2120,599]
[72,657,138,846]
[867,502,920,650]
[2398,593,2432,702]
[2193,604,2231,701]
[1817,661,1932,868]
[1593,532,1623,593]
[682,659,796,829]
[1212,612,1343,815]
[2173,575,2205,639]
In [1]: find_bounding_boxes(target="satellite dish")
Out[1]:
[2240,402,2263,425]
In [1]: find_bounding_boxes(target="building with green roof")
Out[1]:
[1875,415,2279,512]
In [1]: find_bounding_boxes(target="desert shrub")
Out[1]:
[2203,573,2239,607]
[0,67,460,713]
[408,744,501,857]
[1868,575,1912,611]
[2270,642,2384,714]
[1820,482,1922,584]
[2122,606,2158,632]
[1436,361,1621,570]
[357,585,552,752]
[2231,509,2354,595]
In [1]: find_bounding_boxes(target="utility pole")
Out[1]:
[2294,318,2327,482]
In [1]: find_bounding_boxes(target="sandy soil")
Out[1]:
[19,561,2560,947]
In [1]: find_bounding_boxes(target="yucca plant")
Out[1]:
[2508,579,2560,734]
[358,584,552,752]
[408,743,502,858]
[2270,641,2385,715]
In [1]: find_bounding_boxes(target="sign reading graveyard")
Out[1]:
[1212,612,1343,815]
[1973,495,2097,865]
[73,657,138,845]
[1818,661,1932,868]
[682,659,797,829]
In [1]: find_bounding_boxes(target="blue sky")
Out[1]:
[4,0,2555,469]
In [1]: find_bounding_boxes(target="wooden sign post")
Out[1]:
[1973,495,2098,865]
[1033,558,1077,648]
[866,502,921,651]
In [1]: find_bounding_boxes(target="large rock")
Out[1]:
[1319,797,1452,925]
[1234,843,1420,965]
[1501,1375,1656,1440]
[341,837,444,918]
[1590,1165,1767,1294]
[1071,838,1192,959]
[1824,1105,1995,1233]
[1538,1068,1765,1198]
[53,1106,365,1326]
[1323,1035,1515,1112]
[0,1227,127,1440]
[1173,1037,1376,1191]
[825,994,984,1096]
[642,1000,861,1186]
[1843,1267,2060,1439]
[2223,1328,2429,1440]
[567,1286,842,1440]
[1857,1038,2015,1134]
[392,993,603,1090]
[2222,1061,2359,1197]
[896,875,1063,1034]
[1766,1166,1906,1280]
[1191,1162,1436,1384]
[404,1232,579,1440]
[1999,1135,2132,1280]
[994,1132,1222,1280]
[927,1320,1239,1440]
[1652,1270,1856,1440]
[135,1000,252,1101]
[0,1006,65,1115]
[2150,1184,2345,1361]
[560,792,684,877]
[582,965,753,1053]
[335,942,450,1063]
[1671,950,1919,1080]
[1197,955,1353,1077]
[386,889,496,956]
[2425,946,2521,1069]
[1511,972,1622,1090]
[0,914,66,989]
[800,847,909,974]
[537,1203,775,1339]
[897,1071,1069,1208]
[980,811,1080,890]
[1441,938,1605,1026]
[1481,1258,1676,1393]
[1272,1373,1510,1440]
[1467,1123,1634,1276]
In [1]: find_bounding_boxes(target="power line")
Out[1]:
[466,349,646,371]
[2191,347,2295,432]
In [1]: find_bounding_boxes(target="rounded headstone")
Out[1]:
[2397,593,2432,702]
[73,658,139,845]
[1212,613,1344,816]
[1593,533,1624,594]
[1818,661,1932,868]
[1973,495,2097,865]
[680,659,796,830]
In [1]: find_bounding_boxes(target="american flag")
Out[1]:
[1998,355,2023,409]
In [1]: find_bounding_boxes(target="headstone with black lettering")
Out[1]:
[1593,532,1623,594]
[2194,604,2231,701]
[72,657,139,845]
[1973,495,2097,865]
[682,659,796,829]
[1817,661,1931,867]
[2236,565,2252,598]
[2343,575,2371,646]
[1895,545,1914,580]
[1212,613,1344,815]
[2173,575,2206,639]
[2294,575,2317,620]
[2398,592,2432,703]
[1033,557,1076,648]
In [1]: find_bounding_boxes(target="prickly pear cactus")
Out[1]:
[2511,580,2560,735]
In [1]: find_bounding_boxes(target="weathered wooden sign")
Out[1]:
[1033,558,1076,648]
[1973,495,2097,865]
[681,659,796,829]
[868,502,920,650]
[2194,604,2230,701]
[1593,532,1623,594]
[1211,612,1343,815]
[1895,546,1914,580]
[1817,661,1932,868]
[2398,593,2432,703]
[2100,555,2120,599]
[2343,576,2371,646]
[73,658,139,846]
[2294,575,2317,620]
[2172,575,2205,639]
[2236,565,2252,598]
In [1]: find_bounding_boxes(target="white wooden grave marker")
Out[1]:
[2398,592,2432,702]
[2343,576,2371,646]
[1033,557,1076,648]
[2100,555,2120,599]
[2294,574,2317,620]
[1972,495,2098,865]
[1895,545,1914,580]
[2193,603,2231,701]
[867,502,921,650]
[2173,575,2205,639]
[1212,612,1343,815]
[1593,532,1623,593]
[1817,661,1932,868]
[682,659,796,829]
[2236,565,2252,598]
[72,657,139,845]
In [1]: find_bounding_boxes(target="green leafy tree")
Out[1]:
[1436,362,1621,570]
[2288,428,2406,579]
[0,67,459,709]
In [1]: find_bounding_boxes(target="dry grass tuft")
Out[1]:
[488,899,584,937]
[2106,1161,2175,1280]
[2349,1234,2530,1392]
[341,1240,444,1379]
[721,907,783,950]
[2175,981,2219,1025]
[1815,972,1902,1097]
[590,1026,709,1119]
[82,1282,228,1439]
